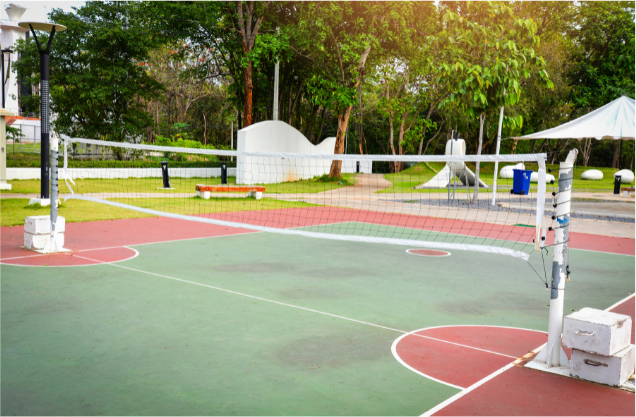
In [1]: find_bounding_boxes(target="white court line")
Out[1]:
[568,247,635,257]
[0,218,349,263]
[0,231,258,262]
[1,248,140,268]
[392,325,546,390]
[421,294,636,416]
[67,253,525,363]
[605,293,635,311]
[420,343,546,417]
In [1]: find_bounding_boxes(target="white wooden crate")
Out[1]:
[563,308,632,356]
[571,345,635,387]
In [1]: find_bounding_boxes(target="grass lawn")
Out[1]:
[379,162,633,194]
[0,197,316,227]
[1,174,357,195]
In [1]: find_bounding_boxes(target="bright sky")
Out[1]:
[2,1,85,23]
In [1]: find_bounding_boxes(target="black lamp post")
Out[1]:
[1,48,13,109]
[18,21,67,252]
[17,22,66,201]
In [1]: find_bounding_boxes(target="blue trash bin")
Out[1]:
[511,169,533,195]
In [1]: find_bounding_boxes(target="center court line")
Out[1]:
[69,253,519,360]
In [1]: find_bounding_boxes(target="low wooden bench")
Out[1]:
[196,184,265,200]
[621,187,635,198]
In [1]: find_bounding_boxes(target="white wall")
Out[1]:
[237,121,371,185]
[7,167,237,180]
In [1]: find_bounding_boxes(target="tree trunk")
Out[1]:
[612,141,621,168]
[328,106,353,178]
[243,62,253,127]
[288,81,303,126]
[418,101,435,155]
[327,40,371,177]
[472,113,485,202]
[396,108,409,172]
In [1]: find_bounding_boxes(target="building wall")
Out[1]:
[236,120,371,185]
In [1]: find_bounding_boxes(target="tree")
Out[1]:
[435,1,552,200]
[145,1,272,128]
[12,1,166,151]
[295,2,418,177]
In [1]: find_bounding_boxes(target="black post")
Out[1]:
[356,161,360,173]
[618,140,623,170]
[614,175,622,195]
[1,50,4,109]
[221,162,227,185]
[40,50,50,198]
[161,161,170,188]
[29,25,56,200]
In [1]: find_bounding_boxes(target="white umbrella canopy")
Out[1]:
[514,96,635,140]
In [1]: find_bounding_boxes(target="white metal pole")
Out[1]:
[230,121,233,162]
[491,104,505,206]
[530,149,578,371]
[273,27,279,121]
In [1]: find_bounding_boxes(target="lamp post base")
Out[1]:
[28,197,61,207]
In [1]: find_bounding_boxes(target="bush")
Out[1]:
[6,152,235,168]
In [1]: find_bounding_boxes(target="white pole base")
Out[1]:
[28,198,61,207]
[526,344,570,377]
[24,215,70,253]
[0,182,12,190]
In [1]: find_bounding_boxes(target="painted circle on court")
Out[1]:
[406,249,451,257]
[1,246,139,267]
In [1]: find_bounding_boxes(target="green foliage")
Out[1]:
[6,152,231,168]
[12,1,167,146]
[436,2,552,118]
[6,126,25,141]
[568,1,635,111]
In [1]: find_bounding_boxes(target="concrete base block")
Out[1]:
[28,198,61,207]
[563,308,632,356]
[0,182,12,190]
[25,215,65,234]
[571,345,635,387]
[24,231,65,251]
[248,191,263,200]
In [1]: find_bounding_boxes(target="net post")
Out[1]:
[530,149,578,371]
[491,104,505,206]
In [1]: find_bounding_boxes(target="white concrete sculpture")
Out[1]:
[414,139,488,189]
[581,169,603,180]
[530,171,556,183]
[236,120,371,185]
[614,169,634,184]
[499,163,525,179]
[1,4,29,113]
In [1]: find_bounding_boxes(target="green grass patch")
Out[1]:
[2,174,358,195]
[0,197,316,227]
[379,162,633,194]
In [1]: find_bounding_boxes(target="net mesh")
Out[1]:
[60,136,548,260]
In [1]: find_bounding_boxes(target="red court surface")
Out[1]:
[2,207,633,267]
[0,217,254,266]
[394,296,635,416]
[394,326,548,388]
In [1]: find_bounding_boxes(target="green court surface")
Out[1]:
[1,224,634,415]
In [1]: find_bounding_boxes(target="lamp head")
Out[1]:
[18,22,66,32]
